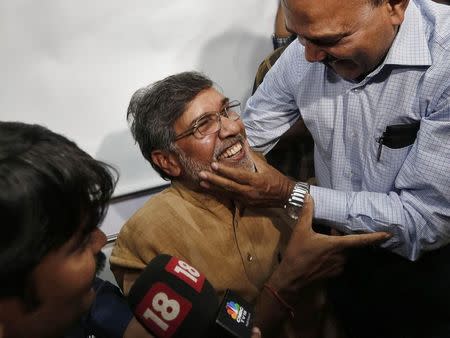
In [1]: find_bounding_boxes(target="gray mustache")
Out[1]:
[213,134,245,159]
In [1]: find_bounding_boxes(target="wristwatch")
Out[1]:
[284,182,310,220]
[272,33,297,50]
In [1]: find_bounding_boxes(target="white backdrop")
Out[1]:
[0,0,276,196]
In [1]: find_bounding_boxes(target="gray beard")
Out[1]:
[172,140,254,186]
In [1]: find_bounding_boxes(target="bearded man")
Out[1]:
[110,71,387,338]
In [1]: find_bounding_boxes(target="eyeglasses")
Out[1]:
[174,100,241,141]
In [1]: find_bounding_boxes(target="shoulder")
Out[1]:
[421,47,450,116]
[111,187,188,261]
[417,0,450,77]
[411,1,450,114]
[416,0,450,47]
[114,187,187,252]
[122,186,186,232]
[259,40,324,95]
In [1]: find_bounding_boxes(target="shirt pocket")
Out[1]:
[376,122,420,158]
[371,143,414,192]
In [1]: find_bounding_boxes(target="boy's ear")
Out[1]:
[151,150,182,177]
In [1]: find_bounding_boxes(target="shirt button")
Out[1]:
[247,253,253,262]
[352,88,360,93]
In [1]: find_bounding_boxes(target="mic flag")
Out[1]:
[127,254,218,337]
[127,254,254,338]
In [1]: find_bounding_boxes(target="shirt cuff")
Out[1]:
[309,186,410,258]
[309,185,349,231]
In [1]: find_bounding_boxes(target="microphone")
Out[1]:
[127,254,253,338]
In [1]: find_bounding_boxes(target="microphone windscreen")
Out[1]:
[127,254,219,338]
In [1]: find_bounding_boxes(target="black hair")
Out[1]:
[127,71,213,180]
[0,122,117,299]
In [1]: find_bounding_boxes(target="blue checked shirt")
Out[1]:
[244,0,450,260]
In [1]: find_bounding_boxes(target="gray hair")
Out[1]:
[127,71,213,180]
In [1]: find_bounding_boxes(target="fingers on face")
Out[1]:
[249,149,263,163]
[207,162,253,186]
[252,151,270,171]
[199,170,234,189]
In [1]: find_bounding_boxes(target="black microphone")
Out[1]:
[127,254,253,338]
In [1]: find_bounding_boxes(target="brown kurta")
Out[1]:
[110,182,338,338]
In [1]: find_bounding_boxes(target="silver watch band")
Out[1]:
[284,182,310,220]
[289,182,309,207]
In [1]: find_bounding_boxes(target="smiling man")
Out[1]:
[109,71,388,338]
[196,0,450,337]
[284,0,402,82]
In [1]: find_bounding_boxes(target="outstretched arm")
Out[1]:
[200,91,450,261]
[252,195,390,337]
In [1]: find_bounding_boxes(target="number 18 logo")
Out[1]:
[165,257,205,292]
[135,282,192,337]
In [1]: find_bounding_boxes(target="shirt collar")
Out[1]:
[383,0,432,67]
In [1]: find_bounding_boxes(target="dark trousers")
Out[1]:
[328,245,450,338]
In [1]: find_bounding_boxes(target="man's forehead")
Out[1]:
[283,0,367,38]
[184,89,228,119]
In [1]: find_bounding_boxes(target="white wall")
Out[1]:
[101,188,165,240]
[0,0,277,197]
[1,2,279,280]
[98,187,166,284]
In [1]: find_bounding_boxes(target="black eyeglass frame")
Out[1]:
[174,100,241,141]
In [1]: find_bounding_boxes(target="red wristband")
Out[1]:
[263,283,295,319]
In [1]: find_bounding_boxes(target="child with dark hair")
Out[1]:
[0,122,150,338]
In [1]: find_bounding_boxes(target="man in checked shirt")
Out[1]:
[198,0,450,337]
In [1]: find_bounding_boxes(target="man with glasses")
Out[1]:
[110,72,388,338]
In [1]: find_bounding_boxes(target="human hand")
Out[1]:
[251,327,262,338]
[199,150,295,208]
[268,195,391,301]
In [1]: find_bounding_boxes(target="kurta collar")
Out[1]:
[171,181,235,213]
